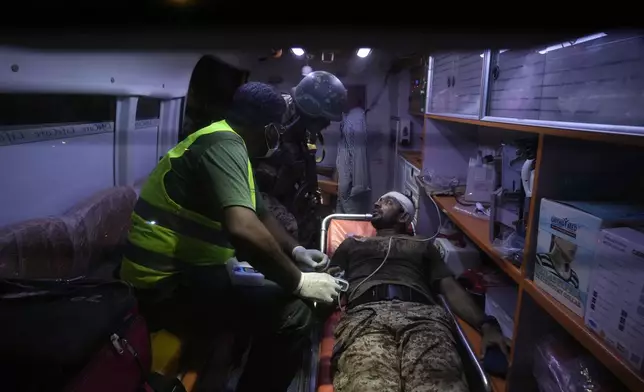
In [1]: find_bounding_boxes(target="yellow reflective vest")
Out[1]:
[120,120,256,289]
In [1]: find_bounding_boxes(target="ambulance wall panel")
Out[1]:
[0,48,253,98]
[0,128,115,227]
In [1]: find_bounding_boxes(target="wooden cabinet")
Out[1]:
[486,32,644,127]
[425,31,644,137]
[428,52,484,117]
[428,53,455,114]
[408,63,428,115]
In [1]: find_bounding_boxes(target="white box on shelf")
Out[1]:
[485,286,519,340]
[534,199,644,317]
[434,237,481,277]
[585,227,644,375]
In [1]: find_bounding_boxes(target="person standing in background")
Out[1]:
[336,95,371,213]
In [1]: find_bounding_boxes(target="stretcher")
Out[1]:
[309,213,492,392]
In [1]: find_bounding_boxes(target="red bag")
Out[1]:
[64,308,152,392]
[0,279,151,392]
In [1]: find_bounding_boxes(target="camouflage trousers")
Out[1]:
[333,300,468,392]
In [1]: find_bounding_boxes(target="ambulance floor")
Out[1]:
[224,337,316,392]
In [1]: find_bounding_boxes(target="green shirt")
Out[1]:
[164,130,266,222]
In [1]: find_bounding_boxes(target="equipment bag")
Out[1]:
[0,279,152,392]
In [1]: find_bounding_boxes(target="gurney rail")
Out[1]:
[320,213,372,253]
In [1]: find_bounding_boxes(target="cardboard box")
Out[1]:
[585,227,644,375]
[534,199,644,317]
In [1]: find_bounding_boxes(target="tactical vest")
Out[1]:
[120,120,256,289]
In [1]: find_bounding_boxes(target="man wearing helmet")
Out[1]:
[255,71,348,249]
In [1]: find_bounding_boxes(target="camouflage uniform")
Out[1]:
[253,93,320,248]
[260,191,298,239]
[332,300,469,392]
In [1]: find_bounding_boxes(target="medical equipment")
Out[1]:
[489,141,536,251]
[521,158,535,197]
[346,194,443,303]
[464,151,497,203]
[226,258,266,287]
[416,172,464,197]
[334,277,349,292]
[433,237,481,277]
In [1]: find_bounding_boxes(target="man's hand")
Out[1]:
[292,246,330,270]
[480,323,511,360]
[294,272,341,303]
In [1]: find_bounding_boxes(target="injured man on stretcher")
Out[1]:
[326,191,509,392]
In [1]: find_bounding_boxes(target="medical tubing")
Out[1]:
[346,196,443,304]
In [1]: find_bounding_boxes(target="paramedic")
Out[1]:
[336,94,371,213]
[120,82,339,392]
[255,71,348,248]
[328,192,509,392]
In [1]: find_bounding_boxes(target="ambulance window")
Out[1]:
[0,93,115,126]
[136,97,161,120]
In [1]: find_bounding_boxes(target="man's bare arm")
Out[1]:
[440,276,511,358]
[439,276,485,330]
[225,206,301,292]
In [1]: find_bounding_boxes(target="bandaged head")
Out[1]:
[380,191,415,223]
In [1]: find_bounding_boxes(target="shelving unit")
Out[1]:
[417,32,644,392]
[427,190,644,392]
[433,196,522,283]
[426,114,644,147]
[523,281,644,391]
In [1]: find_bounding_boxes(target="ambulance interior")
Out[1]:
[2,30,644,392]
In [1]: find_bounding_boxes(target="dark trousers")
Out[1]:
[136,265,314,392]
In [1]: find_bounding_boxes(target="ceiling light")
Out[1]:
[538,33,607,55]
[291,48,305,57]
[356,48,372,58]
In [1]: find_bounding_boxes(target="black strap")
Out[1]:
[123,240,187,273]
[348,284,431,309]
[134,198,231,248]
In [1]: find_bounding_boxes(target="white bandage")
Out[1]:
[380,191,415,222]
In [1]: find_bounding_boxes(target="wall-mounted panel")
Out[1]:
[0,93,116,227]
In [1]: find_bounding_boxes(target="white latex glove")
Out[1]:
[294,272,341,303]
[292,246,330,270]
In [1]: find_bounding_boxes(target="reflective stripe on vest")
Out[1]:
[120,120,256,288]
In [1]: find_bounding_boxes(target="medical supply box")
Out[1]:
[534,199,644,317]
[433,237,481,277]
[585,227,644,375]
